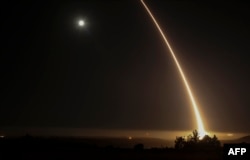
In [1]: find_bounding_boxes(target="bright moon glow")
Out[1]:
[78,20,85,27]
[141,0,207,138]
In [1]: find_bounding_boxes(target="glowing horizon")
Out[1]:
[140,0,206,138]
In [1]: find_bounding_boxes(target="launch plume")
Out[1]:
[140,0,206,138]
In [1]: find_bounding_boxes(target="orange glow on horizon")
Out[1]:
[140,0,207,138]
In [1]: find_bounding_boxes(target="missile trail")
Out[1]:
[140,0,206,138]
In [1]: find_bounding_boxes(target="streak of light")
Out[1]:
[140,0,206,138]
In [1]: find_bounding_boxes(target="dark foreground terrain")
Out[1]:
[0,136,224,160]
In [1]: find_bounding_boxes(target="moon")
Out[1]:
[78,20,85,27]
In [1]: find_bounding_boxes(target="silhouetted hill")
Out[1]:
[222,135,250,144]
[53,136,173,148]
[237,135,250,143]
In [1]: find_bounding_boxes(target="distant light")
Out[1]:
[78,20,85,27]
[128,136,132,140]
[227,133,234,137]
[0,135,5,138]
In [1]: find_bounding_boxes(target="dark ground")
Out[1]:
[0,136,224,160]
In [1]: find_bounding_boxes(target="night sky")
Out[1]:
[1,1,250,137]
